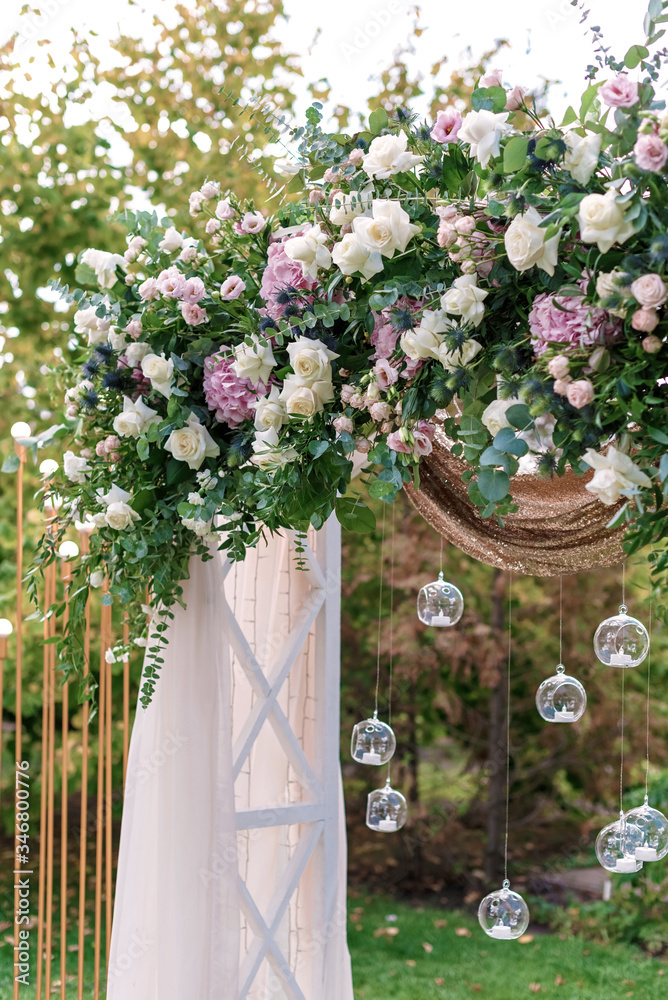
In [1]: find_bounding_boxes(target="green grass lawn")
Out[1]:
[348,896,667,1000]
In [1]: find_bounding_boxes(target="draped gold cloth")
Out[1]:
[406,430,625,576]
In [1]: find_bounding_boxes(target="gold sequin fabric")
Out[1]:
[405,429,625,576]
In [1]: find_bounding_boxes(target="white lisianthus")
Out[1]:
[331,233,383,280]
[352,199,421,259]
[582,446,652,505]
[286,337,339,384]
[504,207,560,276]
[164,411,220,470]
[124,342,151,368]
[250,427,299,469]
[361,131,424,179]
[113,396,161,439]
[441,274,489,327]
[400,309,451,360]
[438,338,483,372]
[481,398,515,437]
[105,501,141,530]
[141,353,174,398]
[280,374,334,418]
[63,450,91,484]
[562,131,602,184]
[578,189,636,254]
[81,248,125,289]
[158,226,184,253]
[252,387,288,432]
[329,187,373,226]
[458,110,511,167]
[283,224,332,279]
[232,335,276,386]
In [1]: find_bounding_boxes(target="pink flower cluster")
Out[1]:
[138,266,209,326]
[529,288,621,357]
[260,232,318,320]
[435,206,493,277]
[203,353,263,427]
[96,434,121,463]
[387,420,435,457]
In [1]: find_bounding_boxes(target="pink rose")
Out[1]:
[221,275,246,300]
[481,68,503,87]
[215,199,235,221]
[430,108,462,144]
[105,435,121,453]
[125,319,142,339]
[349,148,364,165]
[633,132,668,173]
[180,302,208,326]
[600,74,638,109]
[138,277,159,301]
[340,384,355,404]
[349,393,365,409]
[437,221,458,248]
[205,219,222,235]
[182,277,206,304]
[547,354,570,379]
[355,436,372,454]
[553,378,571,395]
[631,308,659,332]
[454,216,476,236]
[96,440,107,457]
[387,430,411,454]
[642,335,663,353]
[630,273,667,309]
[309,189,325,205]
[240,211,266,234]
[370,401,392,422]
[333,415,354,435]
[566,378,594,408]
[189,191,205,214]
[505,85,528,111]
[323,168,339,184]
[373,358,400,389]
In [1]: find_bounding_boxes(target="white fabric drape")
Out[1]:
[108,530,354,1000]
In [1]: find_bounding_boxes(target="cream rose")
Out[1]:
[630,273,668,309]
[280,375,334,418]
[562,131,602,184]
[113,396,160,439]
[578,189,635,254]
[81,248,125,289]
[287,337,339,384]
[481,398,515,437]
[438,338,482,372]
[329,187,373,226]
[440,274,489,327]
[331,233,383,280]
[583,446,652,505]
[164,412,220,470]
[141,353,174,398]
[352,199,421,259]
[361,132,424,179]
[458,110,510,167]
[252,386,287,432]
[283,224,332,279]
[504,207,560,276]
[233,335,276,386]
[105,501,140,530]
[400,310,450,360]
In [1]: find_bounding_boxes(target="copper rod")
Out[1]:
[93,586,108,1000]
[13,441,25,1000]
[60,557,73,1000]
[44,554,58,999]
[35,517,54,1000]
[105,623,113,969]
[122,615,129,793]
[76,532,92,1000]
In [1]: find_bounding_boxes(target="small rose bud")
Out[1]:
[641,334,663,353]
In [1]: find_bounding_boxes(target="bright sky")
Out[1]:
[1,0,653,126]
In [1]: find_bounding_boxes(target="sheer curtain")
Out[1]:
[108,528,353,1000]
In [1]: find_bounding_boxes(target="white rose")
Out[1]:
[361,132,424,179]
[125,342,151,368]
[578,189,636,254]
[504,207,560,276]
[438,338,483,372]
[458,110,511,167]
[562,131,602,184]
[108,328,127,351]
[329,187,373,226]
[63,450,91,484]
[286,337,339,384]
[232,335,276,386]
[158,226,184,252]
[92,512,108,527]
[81,248,125,289]
[352,199,421,259]
[331,233,384,281]
[440,274,489,327]
[252,386,287,432]
[583,446,652,505]
[113,396,161,438]
[165,411,220,470]
[105,501,140,530]
[90,570,105,588]
[280,375,334,418]
[283,224,332,279]
[400,309,450,360]
[250,427,299,469]
[73,307,99,334]
[141,353,174,398]
[481,398,515,437]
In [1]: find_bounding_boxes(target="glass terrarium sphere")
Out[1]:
[625,798,668,862]
[535,666,587,723]
[417,571,464,627]
[595,814,644,873]
[593,606,649,667]
[478,881,530,940]
[351,711,396,766]
[366,779,408,833]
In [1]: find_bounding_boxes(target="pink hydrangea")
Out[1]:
[203,354,262,427]
[260,232,318,320]
[529,289,621,357]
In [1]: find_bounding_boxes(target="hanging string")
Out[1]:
[439,534,444,576]
[619,667,626,816]
[559,575,563,665]
[645,600,652,801]
[504,571,513,885]
[622,560,626,607]
[374,505,387,717]
[387,504,396,781]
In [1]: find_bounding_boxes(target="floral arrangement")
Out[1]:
[33,3,668,701]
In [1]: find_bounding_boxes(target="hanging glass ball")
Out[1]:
[366,779,408,833]
[593,606,649,667]
[478,881,530,940]
[417,571,464,627]
[625,797,668,862]
[351,711,396,766]
[535,665,587,723]
[595,813,644,873]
